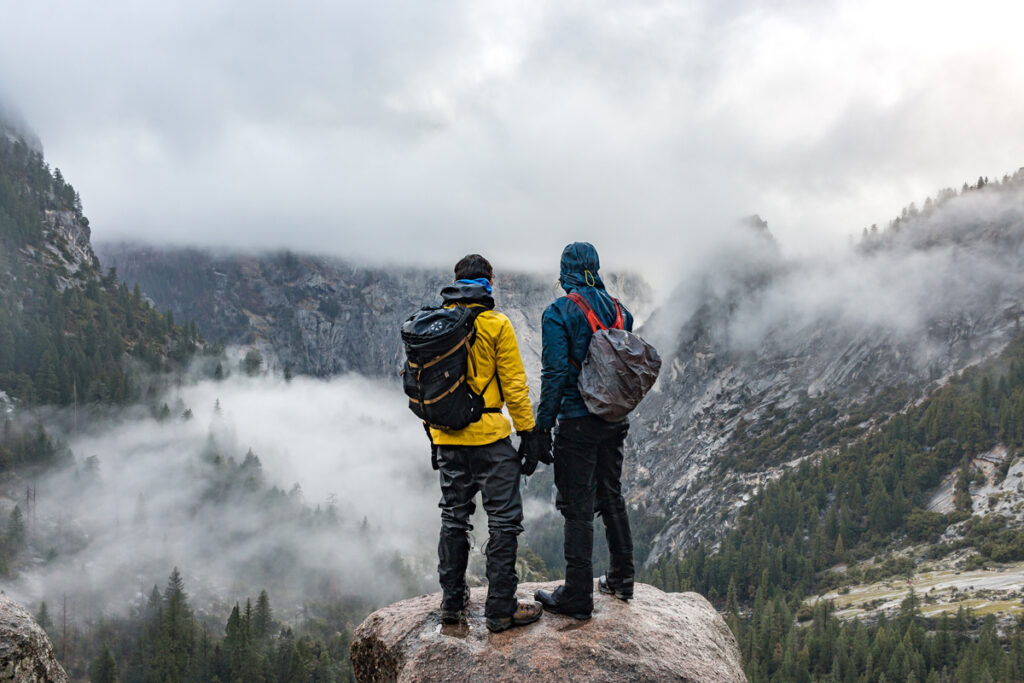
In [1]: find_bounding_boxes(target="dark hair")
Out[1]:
[454,254,493,281]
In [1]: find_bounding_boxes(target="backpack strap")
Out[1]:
[470,305,504,414]
[407,304,485,371]
[406,335,471,370]
[565,294,625,369]
[566,293,624,332]
[479,372,502,413]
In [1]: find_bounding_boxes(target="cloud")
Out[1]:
[3,1,1024,285]
[4,372,448,617]
[645,182,1024,379]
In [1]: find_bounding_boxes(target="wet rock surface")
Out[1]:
[350,581,745,682]
[0,594,69,682]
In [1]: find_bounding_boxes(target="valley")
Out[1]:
[6,108,1024,679]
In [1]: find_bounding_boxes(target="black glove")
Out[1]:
[534,427,553,465]
[517,429,539,475]
[518,428,553,474]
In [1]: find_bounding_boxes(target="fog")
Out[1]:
[5,372,450,621]
[4,2,1024,283]
[647,180,1024,375]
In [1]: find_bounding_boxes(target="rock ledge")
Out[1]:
[350,581,746,682]
[0,594,69,682]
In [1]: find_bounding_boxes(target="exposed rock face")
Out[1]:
[94,243,652,380]
[0,594,69,682]
[350,581,745,682]
[628,183,1024,563]
[97,179,1024,571]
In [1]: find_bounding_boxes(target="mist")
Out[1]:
[5,2,1024,284]
[646,179,1024,381]
[4,372,448,622]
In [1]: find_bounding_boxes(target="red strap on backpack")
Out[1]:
[566,293,624,332]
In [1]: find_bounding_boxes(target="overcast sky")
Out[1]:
[2,0,1024,284]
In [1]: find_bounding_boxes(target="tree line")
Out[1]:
[643,332,1024,680]
[42,568,359,682]
[0,133,199,407]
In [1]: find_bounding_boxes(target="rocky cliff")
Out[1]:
[349,581,745,682]
[0,594,69,682]
[95,174,1024,572]
[94,243,651,381]
[628,176,1024,562]
[0,112,195,407]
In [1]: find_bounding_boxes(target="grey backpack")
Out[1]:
[567,293,662,421]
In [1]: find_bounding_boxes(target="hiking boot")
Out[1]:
[598,575,633,601]
[440,585,470,624]
[534,586,592,620]
[485,600,543,633]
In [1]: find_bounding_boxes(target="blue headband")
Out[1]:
[456,278,493,294]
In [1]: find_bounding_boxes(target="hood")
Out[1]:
[559,242,605,292]
[440,281,495,309]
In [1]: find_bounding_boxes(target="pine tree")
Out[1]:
[6,505,26,553]
[36,350,62,404]
[242,350,263,376]
[253,590,273,641]
[89,645,118,683]
[156,567,194,680]
[833,534,845,564]
[36,601,52,632]
[954,461,973,512]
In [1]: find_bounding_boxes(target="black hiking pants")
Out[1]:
[553,415,634,607]
[436,437,523,620]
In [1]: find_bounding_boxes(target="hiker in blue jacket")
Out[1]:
[533,242,636,619]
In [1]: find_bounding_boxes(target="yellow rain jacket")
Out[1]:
[429,303,536,446]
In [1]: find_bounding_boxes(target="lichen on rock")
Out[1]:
[350,581,745,682]
[0,594,69,682]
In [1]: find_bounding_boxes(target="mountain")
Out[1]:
[95,172,1024,575]
[9,100,1024,678]
[93,243,652,381]
[0,115,409,680]
[630,174,1024,562]
[0,117,198,409]
[634,173,1024,680]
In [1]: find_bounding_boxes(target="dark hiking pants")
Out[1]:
[553,415,634,607]
[436,437,523,620]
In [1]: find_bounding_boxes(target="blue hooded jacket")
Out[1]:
[535,242,634,429]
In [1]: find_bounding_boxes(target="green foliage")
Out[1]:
[647,336,1024,603]
[906,509,948,543]
[959,516,1024,563]
[58,568,359,682]
[36,601,53,633]
[0,416,68,476]
[645,332,1024,679]
[730,593,1024,683]
[0,132,200,408]
[89,645,118,683]
[722,386,913,473]
[954,461,973,512]
[0,418,69,571]
[242,350,264,376]
[860,167,1024,249]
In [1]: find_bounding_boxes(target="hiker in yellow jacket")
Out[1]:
[430,254,545,633]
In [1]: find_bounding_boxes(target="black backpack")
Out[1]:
[401,305,499,431]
